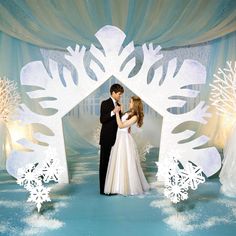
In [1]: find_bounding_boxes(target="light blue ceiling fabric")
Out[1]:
[0,0,235,81]
[0,32,42,83]
[0,0,236,49]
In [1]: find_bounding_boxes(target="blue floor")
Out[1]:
[1,149,236,236]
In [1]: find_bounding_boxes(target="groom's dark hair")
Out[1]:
[110,83,124,94]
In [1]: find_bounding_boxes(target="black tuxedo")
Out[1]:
[99,98,118,194]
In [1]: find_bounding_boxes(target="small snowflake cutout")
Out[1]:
[156,156,179,182]
[178,162,205,190]
[27,185,51,212]
[41,158,63,183]
[164,176,188,203]
[16,147,63,212]
[157,155,206,203]
[17,163,42,190]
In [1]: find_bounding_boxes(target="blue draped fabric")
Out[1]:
[0,32,42,85]
[0,0,235,81]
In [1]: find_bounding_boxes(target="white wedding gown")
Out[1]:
[104,113,149,195]
[219,122,236,197]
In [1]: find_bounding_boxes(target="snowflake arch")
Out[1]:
[7,25,221,183]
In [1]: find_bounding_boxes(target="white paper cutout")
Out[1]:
[164,176,189,203]
[16,148,62,212]
[157,156,205,203]
[7,25,221,183]
[41,158,63,183]
[17,163,42,191]
[156,155,179,183]
[27,185,51,212]
[178,163,205,190]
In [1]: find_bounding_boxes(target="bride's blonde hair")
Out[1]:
[128,96,144,127]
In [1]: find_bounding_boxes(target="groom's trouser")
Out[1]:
[99,144,112,194]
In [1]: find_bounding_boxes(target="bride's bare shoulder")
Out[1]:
[128,114,137,121]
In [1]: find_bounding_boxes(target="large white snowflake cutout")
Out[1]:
[8,25,221,184]
[27,185,51,212]
[45,147,58,159]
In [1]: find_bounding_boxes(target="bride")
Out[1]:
[104,96,149,195]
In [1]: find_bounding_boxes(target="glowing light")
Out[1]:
[7,121,32,150]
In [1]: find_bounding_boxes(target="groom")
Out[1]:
[99,83,124,195]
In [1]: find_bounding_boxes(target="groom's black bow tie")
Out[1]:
[116,102,120,106]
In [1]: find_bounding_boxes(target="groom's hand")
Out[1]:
[113,106,121,114]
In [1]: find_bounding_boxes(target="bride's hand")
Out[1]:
[114,106,121,114]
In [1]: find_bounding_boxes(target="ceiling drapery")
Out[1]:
[0,0,236,50]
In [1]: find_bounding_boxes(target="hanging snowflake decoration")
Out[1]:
[27,185,51,212]
[210,61,236,117]
[0,76,20,122]
[156,154,205,203]
[16,147,63,212]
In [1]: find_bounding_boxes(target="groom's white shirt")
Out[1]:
[110,96,116,117]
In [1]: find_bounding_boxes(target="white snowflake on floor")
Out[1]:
[16,147,62,212]
[164,176,188,203]
[41,158,63,183]
[27,185,51,212]
[156,154,205,203]
[156,156,179,182]
[17,163,42,190]
[178,162,205,190]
